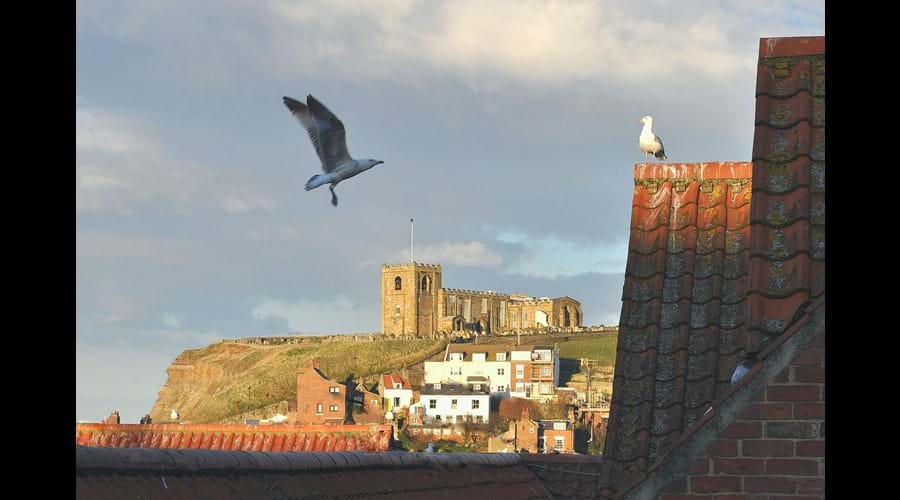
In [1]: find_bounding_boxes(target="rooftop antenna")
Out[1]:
[410,218,414,263]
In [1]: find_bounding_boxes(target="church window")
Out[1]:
[394,276,402,290]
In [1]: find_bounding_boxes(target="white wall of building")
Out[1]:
[383,388,413,411]
[424,361,512,396]
[420,392,490,424]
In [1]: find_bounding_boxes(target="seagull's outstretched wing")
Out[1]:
[283,96,329,171]
[307,95,351,170]
[654,135,667,159]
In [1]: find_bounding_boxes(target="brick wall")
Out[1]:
[294,365,348,425]
[659,331,825,499]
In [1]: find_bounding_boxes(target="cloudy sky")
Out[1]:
[76,0,824,422]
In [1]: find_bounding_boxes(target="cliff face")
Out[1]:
[149,338,444,424]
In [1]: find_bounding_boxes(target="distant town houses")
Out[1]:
[424,344,560,401]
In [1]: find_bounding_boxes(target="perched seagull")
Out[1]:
[283,95,385,206]
[170,409,180,420]
[638,116,667,162]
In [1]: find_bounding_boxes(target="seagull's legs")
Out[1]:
[330,185,338,207]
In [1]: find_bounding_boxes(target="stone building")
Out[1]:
[381,262,583,337]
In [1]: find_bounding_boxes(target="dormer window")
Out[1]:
[496,353,506,361]
[394,383,402,389]
[473,384,481,391]
[394,276,402,290]
[434,383,441,390]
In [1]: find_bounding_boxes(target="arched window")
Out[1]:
[394,276,402,290]
[564,306,571,327]
[575,310,580,326]
[421,275,430,292]
[394,305,401,316]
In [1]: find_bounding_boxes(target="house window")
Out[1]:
[473,384,481,391]
[394,383,402,389]
[555,437,564,452]
[435,415,441,422]
[330,386,340,393]
[316,403,323,414]
[434,383,441,389]
[451,399,458,409]
[429,400,436,409]
[471,400,480,409]
[496,353,506,361]
[455,415,461,423]
[497,385,506,392]
[394,397,401,406]
[516,366,524,379]
[476,415,484,423]
[498,368,505,376]
[515,383,525,393]
[329,405,338,412]
[449,353,463,361]
[541,367,551,377]
[394,276,402,290]
[451,367,462,376]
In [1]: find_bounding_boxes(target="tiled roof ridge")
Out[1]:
[610,296,825,499]
[76,446,525,472]
[759,36,824,59]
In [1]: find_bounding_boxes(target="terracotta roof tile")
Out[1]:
[746,36,825,353]
[75,423,393,453]
[600,161,753,497]
[599,35,824,499]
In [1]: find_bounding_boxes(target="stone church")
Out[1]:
[381,262,583,338]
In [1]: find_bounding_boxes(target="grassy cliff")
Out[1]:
[149,338,444,424]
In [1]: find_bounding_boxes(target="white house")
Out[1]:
[424,343,560,401]
[380,373,413,412]
[424,344,512,397]
[419,382,491,425]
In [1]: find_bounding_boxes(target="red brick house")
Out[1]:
[598,36,825,499]
[293,360,348,425]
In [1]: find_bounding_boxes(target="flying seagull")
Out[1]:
[638,115,667,162]
[283,95,384,206]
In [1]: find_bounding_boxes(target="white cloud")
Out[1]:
[161,312,181,328]
[77,1,823,90]
[392,241,503,268]
[251,295,380,334]
[76,98,276,216]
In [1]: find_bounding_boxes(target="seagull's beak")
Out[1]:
[376,160,384,166]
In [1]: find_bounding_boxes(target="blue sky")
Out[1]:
[76,0,824,422]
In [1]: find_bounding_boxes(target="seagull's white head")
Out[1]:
[638,116,654,125]
[362,159,385,170]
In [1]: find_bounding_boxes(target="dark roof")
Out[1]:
[600,161,753,495]
[76,447,602,499]
[446,344,513,359]
[599,35,825,499]
[76,423,392,452]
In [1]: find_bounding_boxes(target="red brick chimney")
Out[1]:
[521,406,530,421]
[312,359,320,370]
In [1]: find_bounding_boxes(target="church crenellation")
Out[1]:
[381,262,584,338]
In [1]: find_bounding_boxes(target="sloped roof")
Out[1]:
[383,373,411,390]
[75,423,392,452]
[600,161,753,495]
[745,36,825,354]
[599,35,825,499]
[76,447,602,499]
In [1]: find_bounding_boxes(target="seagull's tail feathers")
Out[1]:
[305,174,328,191]
[655,150,667,160]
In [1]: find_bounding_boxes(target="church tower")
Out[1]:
[381,263,442,337]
